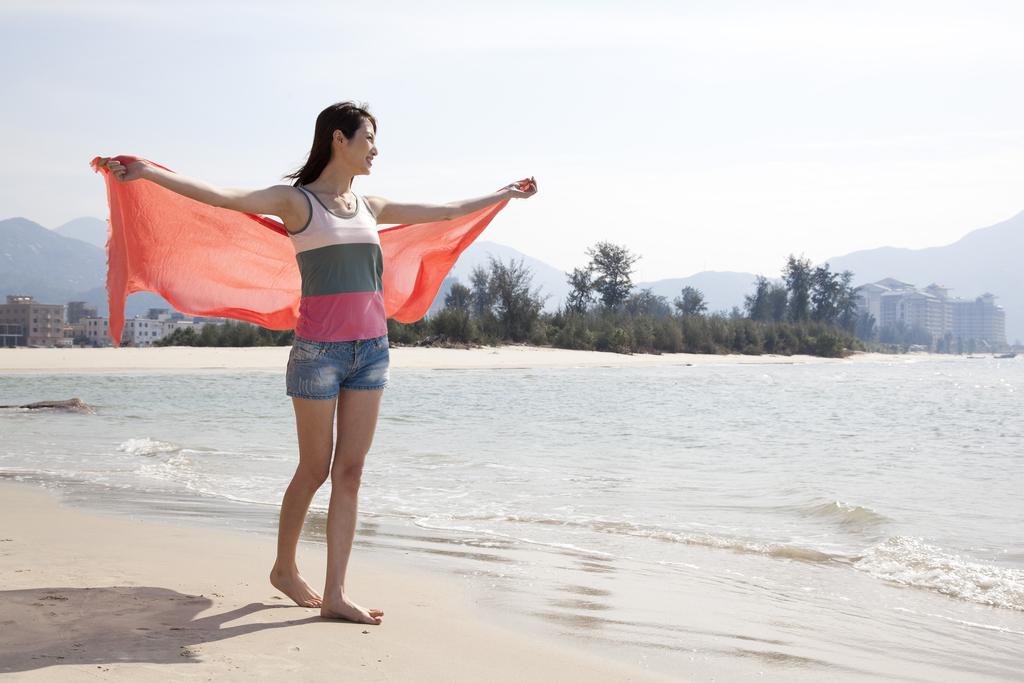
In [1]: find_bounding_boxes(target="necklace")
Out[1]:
[306,183,355,212]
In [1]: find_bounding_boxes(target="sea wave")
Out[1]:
[617,526,837,562]
[116,437,181,457]
[408,512,838,563]
[854,536,1024,611]
[800,501,891,530]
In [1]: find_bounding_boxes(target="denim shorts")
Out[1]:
[286,334,390,399]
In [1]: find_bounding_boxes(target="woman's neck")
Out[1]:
[308,163,354,196]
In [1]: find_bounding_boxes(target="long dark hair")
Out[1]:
[285,101,377,187]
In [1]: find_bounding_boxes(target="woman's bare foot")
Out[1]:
[321,592,384,624]
[270,562,323,608]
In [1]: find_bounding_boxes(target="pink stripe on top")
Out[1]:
[295,291,387,342]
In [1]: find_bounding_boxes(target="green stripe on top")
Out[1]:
[296,243,384,298]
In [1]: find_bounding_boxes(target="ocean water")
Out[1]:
[2,356,1023,680]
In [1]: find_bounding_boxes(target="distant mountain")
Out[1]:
[0,217,172,318]
[634,272,760,314]
[0,217,108,303]
[826,209,1024,343]
[54,217,108,249]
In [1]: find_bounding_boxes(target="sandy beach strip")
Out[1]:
[0,482,687,682]
[0,345,902,373]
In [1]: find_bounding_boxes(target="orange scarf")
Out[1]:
[92,157,506,346]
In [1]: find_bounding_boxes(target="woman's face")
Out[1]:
[334,118,378,176]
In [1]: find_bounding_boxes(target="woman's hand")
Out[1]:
[503,177,539,199]
[95,157,147,183]
[92,156,308,231]
[370,176,540,224]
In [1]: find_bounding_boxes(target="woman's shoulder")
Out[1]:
[256,183,308,203]
[361,195,385,221]
[264,185,312,234]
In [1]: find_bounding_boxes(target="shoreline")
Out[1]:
[0,481,685,682]
[0,345,915,373]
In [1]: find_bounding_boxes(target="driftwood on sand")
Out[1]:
[0,398,95,414]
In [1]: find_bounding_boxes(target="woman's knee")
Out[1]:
[294,461,331,489]
[331,462,364,495]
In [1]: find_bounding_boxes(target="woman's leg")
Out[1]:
[320,388,385,624]
[270,396,337,607]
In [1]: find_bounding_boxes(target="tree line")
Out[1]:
[388,242,867,358]
[154,320,292,347]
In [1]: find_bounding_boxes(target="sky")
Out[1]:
[1,0,1022,282]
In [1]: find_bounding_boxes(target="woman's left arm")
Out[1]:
[367,178,537,225]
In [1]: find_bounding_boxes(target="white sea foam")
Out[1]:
[116,437,181,457]
[855,537,1024,611]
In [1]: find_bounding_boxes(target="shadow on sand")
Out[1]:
[0,585,320,673]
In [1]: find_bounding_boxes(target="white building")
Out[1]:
[82,317,114,347]
[121,318,166,347]
[855,279,1006,346]
[81,316,207,347]
[857,278,915,328]
[949,293,1005,345]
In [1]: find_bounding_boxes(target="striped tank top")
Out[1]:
[288,187,388,342]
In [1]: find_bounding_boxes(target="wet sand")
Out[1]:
[0,482,685,682]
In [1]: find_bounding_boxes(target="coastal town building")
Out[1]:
[948,293,1006,345]
[0,293,204,347]
[79,316,207,347]
[121,318,166,346]
[64,321,87,344]
[1,323,23,346]
[0,295,66,347]
[83,316,114,347]
[66,301,98,324]
[856,279,1006,346]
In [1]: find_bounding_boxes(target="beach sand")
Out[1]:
[0,482,688,682]
[0,344,902,373]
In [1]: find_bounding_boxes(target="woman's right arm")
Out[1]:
[95,157,307,231]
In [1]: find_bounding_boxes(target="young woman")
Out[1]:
[97,101,537,624]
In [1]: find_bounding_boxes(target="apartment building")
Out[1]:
[856,279,1006,346]
[859,278,914,326]
[949,293,1006,345]
[162,319,202,335]
[0,295,66,347]
[67,301,99,324]
[63,321,87,343]
[121,318,166,346]
[82,316,114,347]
